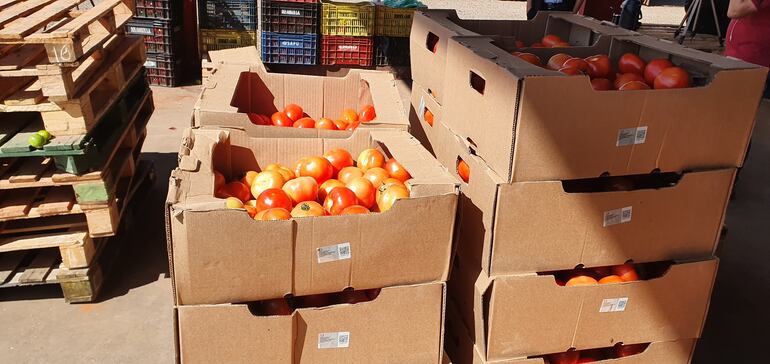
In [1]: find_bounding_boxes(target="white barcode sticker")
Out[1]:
[599,297,629,313]
[318,331,350,349]
[603,206,632,227]
[317,243,351,263]
[617,126,648,147]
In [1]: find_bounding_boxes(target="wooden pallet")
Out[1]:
[0,35,145,135]
[638,24,724,54]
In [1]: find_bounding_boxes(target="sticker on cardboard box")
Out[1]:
[617,126,648,147]
[317,243,351,263]
[603,206,632,227]
[418,96,426,123]
[318,332,350,349]
[599,297,629,313]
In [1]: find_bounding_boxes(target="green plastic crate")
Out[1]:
[321,1,375,36]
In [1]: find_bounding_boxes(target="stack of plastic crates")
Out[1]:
[374,2,423,67]
[127,0,184,86]
[199,0,259,56]
[320,1,374,67]
[260,0,320,65]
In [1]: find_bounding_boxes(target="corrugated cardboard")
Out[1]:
[166,126,458,305]
[193,47,408,133]
[410,10,637,104]
[441,33,767,182]
[412,85,732,276]
[176,282,447,364]
[450,255,717,361]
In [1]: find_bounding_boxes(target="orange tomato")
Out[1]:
[318,179,345,203]
[341,205,370,215]
[271,111,293,127]
[282,176,319,205]
[244,205,258,218]
[565,275,598,286]
[214,170,225,189]
[241,171,259,187]
[377,184,409,212]
[251,170,286,199]
[316,118,337,130]
[332,119,349,130]
[612,264,639,282]
[225,197,244,209]
[284,103,304,122]
[264,163,295,181]
[457,159,470,183]
[345,119,361,130]
[324,187,359,215]
[291,201,325,217]
[541,34,566,47]
[598,275,624,284]
[360,105,376,122]
[346,177,376,209]
[516,52,542,66]
[260,207,292,221]
[363,167,389,188]
[294,156,334,184]
[323,148,354,176]
[547,53,572,71]
[383,158,411,182]
[293,117,315,128]
[424,108,434,127]
[381,178,405,187]
[341,108,359,122]
[255,188,292,212]
[337,166,364,184]
[215,181,252,203]
[550,41,570,48]
[356,149,385,171]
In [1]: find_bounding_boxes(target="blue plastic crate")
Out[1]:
[261,32,318,65]
[200,0,258,30]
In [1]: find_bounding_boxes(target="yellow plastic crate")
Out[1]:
[375,5,422,37]
[321,1,375,37]
[200,29,258,53]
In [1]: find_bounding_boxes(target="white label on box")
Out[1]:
[281,9,302,16]
[144,60,157,68]
[318,332,350,349]
[616,126,648,147]
[317,243,351,263]
[418,95,426,122]
[603,206,633,227]
[599,297,629,313]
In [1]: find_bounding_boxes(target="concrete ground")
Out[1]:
[0,2,765,363]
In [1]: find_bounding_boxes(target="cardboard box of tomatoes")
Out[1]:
[438,33,767,183]
[193,47,409,134]
[165,126,458,305]
[174,282,446,363]
[410,10,637,105]
[411,84,733,276]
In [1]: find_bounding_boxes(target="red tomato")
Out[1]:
[559,66,583,76]
[643,59,674,85]
[324,187,359,215]
[424,108,434,127]
[618,53,646,75]
[383,158,411,182]
[530,42,546,48]
[282,176,319,205]
[612,263,639,282]
[565,275,598,286]
[293,117,315,128]
[457,159,470,183]
[550,41,570,48]
[360,105,376,122]
[318,179,345,203]
[376,184,409,212]
[547,53,572,70]
[345,119,361,130]
[363,167,390,188]
[284,103,304,122]
[294,156,334,184]
[337,166,364,184]
[614,73,646,90]
[341,205,370,215]
[591,265,612,278]
[653,67,691,89]
[271,111,293,127]
[356,149,385,171]
[618,80,651,91]
[244,205,258,218]
[255,188,292,212]
[346,177,376,209]
[332,119,349,130]
[214,170,225,189]
[341,108,359,122]
[290,201,325,217]
[260,207,291,221]
[541,34,566,47]
[248,113,270,125]
[563,58,590,73]
[548,351,579,364]
[585,55,613,79]
[614,343,649,357]
[590,78,613,91]
[316,117,337,130]
[516,52,542,66]
[215,181,251,203]
[323,148,355,176]
[251,170,286,199]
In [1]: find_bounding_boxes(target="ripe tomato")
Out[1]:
[548,351,579,364]
[618,53,646,75]
[248,113,270,125]
[271,111,293,127]
[559,66,583,76]
[241,170,259,187]
[214,170,225,189]
[345,119,361,130]
[291,201,325,217]
[337,166,364,184]
[346,177,376,209]
[612,263,639,282]
[550,41,570,48]
[591,265,612,278]
[264,163,295,181]
[244,205,258,218]
[643,58,674,85]
[541,34,566,47]
[294,156,334,184]
[383,158,411,182]
[316,117,337,130]
[381,178,405,188]
[614,343,649,357]
[457,159,470,183]
[530,42,546,48]
[590,78,613,91]
[332,119,349,130]
[424,108,434,127]
[614,73,646,90]
[260,207,291,221]
[547,53,572,70]
[282,176,319,205]
[225,197,244,209]
[215,181,252,203]
[377,184,409,212]
[323,148,354,176]
[259,298,293,316]
[363,167,389,188]
[318,179,345,203]
[255,188,292,212]
[585,55,613,79]
[356,149,385,171]
[565,275,598,286]
[563,58,590,73]
[598,275,624,284]
[284,103,304,122]
[516,52,542,66]
[341,108,359,122]
[293,117,315,128]
[653,67,691,89]
[251,170,286,199]
[360,105,376,122]
[618,80,650,91]
[341,205,370,215]
[324,187,359,215]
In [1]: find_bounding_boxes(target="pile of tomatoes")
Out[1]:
[545,342,650,363]
[247,103,376,130]
[214,147,412,220]
[549,263,641,286]
[252,288,380,316]
[513,34,572,49]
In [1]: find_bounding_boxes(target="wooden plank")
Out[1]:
[36,185,74,215]
[0,250,27,283]
[0,158,19,179]
[0,213,86,234]
[0,44,45,70]
[0,0,84,40]
[0,187,39,218]
[0,230,87,253]
[8,156,51,183]
[39,0,122,39]
[18,248,58,283]
[3,78,43,105]
[58,232,92,268]
[0,0,58,27]
[42,134,82,151]
[0,0,26,11]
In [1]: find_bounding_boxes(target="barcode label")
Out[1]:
[599,297,629,313]
[603,206,632,227]
[617,126,648,146]
[318,332,350,349]
[317,243,351,263]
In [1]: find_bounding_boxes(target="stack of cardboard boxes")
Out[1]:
[409,10,767,363]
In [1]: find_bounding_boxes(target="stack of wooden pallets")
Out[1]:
[0,0,154,303]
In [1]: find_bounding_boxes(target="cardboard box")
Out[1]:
[412,85,732,276]
[441,33,767,182]
[194,46,408,133]
[166,126,458,305]
[175,282,447,364]
[449,255,717,361]
[410,10,637,105]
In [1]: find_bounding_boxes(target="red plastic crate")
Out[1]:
[321,36,373,67]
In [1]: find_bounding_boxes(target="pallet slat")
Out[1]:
[18,248,57,283]
[0,249,27,283]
